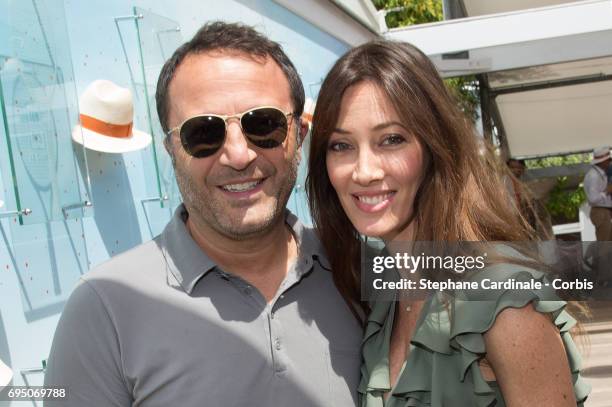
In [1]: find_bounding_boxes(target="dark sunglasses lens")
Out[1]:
[180,116,225,158]
[241,108,288,148]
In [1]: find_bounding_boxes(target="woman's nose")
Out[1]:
[351,149,384,185]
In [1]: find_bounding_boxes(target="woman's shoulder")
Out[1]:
[481,301,590,406]
[446,277,590,406]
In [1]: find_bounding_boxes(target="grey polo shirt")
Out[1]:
[44,205,361,407]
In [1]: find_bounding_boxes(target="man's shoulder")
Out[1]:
[584,166,600,180]
[82,236,166,287]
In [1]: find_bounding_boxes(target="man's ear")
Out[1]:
[298,117,309,147]
[163,135,172,154]
[164,135,177,166]
[299,98,315,147]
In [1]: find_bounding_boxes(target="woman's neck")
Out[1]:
[383,218,417,243]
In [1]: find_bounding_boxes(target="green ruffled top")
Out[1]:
[359,264,591,407]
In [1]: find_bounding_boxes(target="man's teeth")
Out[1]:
[358,193,393,205]
[221,180,261,192]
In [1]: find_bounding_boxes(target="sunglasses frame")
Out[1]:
[166,105,296,156]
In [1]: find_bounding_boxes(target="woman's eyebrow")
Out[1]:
[334,121,405,134]
[332,127,351,135]
[372,121,405,131]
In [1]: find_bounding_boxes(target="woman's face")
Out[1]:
[326,81,426,241]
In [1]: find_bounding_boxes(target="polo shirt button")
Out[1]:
[275,339,281,350]
[244,286,252,295]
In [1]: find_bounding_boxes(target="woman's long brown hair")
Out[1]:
[306,40,539,322]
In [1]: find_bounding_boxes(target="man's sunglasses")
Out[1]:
[167,106,295,158]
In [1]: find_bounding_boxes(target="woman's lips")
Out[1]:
[352,191,395,213]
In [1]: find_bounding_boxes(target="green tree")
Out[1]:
[526,153,590,169]
[526,153,590,223]
[373,0,443,27]
[372,0,480,122]
[545,176,586,223]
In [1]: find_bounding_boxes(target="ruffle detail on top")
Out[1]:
[359,264,591,407]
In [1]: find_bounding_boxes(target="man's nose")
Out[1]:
[217,120,257,170]
[351,148,384,185]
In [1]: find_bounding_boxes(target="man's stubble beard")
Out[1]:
[171,147,300,241]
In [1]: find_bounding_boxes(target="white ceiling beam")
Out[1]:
[272,0,379,47]
[328,0,382,34]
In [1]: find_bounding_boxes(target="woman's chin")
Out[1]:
[354,223,398,241]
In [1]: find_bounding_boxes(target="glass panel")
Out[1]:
[308,79,323,100]
[287,79,320,225]
[116,8,183,237]
[287,131,312,226]
[8,214,90,318]
[0,0,92,225]
[0,0,90,315]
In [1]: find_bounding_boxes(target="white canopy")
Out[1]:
[491,57,612,157]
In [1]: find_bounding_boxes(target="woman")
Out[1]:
[307,40,589,406]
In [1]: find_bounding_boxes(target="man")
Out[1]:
[584,146,612,241]
[507,158,526,180]
[45,22,361,406]
[506,158,528,210]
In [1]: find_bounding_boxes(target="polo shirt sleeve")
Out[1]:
[44,279,131,406]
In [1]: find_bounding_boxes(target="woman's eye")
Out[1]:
[381,134,406,146]
[328,141,351,152]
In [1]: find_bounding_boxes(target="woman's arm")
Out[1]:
[483,303,577,407]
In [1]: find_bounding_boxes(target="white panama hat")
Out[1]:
[303,98,315,123]
[72,80,151,153]
[0,358,12,387]
[592,146,611,165]
[302,97,316,134]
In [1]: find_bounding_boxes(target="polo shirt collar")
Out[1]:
[160,205,217,294]
[160,204,331,294]
[285,210,331,272]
